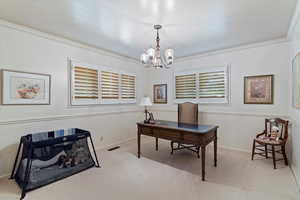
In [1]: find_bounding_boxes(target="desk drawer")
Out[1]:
[156,129,181,140]
[183,133,200,143]
[141,127,153,136]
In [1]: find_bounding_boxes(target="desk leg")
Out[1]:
[214,134,217,167]
[137,128,141,159]
[201,146,206,181]
[155,137,158,151]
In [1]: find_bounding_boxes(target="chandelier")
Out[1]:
[140,25,174,69]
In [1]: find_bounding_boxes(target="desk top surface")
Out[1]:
[137,120,218,134]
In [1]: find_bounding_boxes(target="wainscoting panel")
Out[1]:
[0,111,144,177]
[150,109,289,152]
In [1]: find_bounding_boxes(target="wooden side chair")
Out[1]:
[251,118,289,169]
[171,102,200,157]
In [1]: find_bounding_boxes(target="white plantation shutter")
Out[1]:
[71,65,99,105]
[70,60,136,105]
[101,71,119,100]
[174,66,229,104]
[175,73,197,99]
[199,71,225,98]
[121,74,136,102]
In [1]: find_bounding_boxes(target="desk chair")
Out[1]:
[171,102,200,158]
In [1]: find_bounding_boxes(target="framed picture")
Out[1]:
[292,52,300,109]
[1,70,51,105]
[153,84,167,104]
[244,75,273,104]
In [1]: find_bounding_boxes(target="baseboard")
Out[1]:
[290,165,300,191]
[0,173,9,179]
[218,144,250,153]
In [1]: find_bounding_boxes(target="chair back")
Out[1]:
[178,102,198,125]
[265,118,289,142]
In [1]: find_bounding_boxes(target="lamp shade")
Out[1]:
[147,48,155,60]
[140,53,148,64]
[140,97,152,106]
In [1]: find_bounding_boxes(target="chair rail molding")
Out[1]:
[0,109,143,126]
[150,107,289,119]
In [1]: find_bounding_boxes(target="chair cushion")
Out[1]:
[254,135,283,145]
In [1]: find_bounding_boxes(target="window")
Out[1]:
[174,66,229,104]
[101,70,119,103]
[199,71,225,98]
[121,73,136,102]
[70,60,136,105]
[175,73,196,99]
[71,65,99,105]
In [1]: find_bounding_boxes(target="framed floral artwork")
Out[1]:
[153,84,167,104]
[244,75,274,104]
[292,52,300,109]
[1,70,51,105]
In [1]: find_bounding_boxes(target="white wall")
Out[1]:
[0,19,293,181]
[288,2,300,187]
[0,20,146,177]
[146,40,290,152]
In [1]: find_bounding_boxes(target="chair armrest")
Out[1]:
[256,131,266,138]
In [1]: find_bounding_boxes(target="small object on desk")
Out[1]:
[139,96,153,123]
[149,120,156,124]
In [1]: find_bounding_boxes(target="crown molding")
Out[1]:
[0,19,292,65]
[0,19,140,64]
[287,0,300,40]
[176,38,289,62]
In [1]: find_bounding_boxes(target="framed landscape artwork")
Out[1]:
[292,52,300,109]
[153,84,167,104]
[1,70,51,105]
[244,75,273,104]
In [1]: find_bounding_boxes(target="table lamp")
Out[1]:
[140,97,152,123]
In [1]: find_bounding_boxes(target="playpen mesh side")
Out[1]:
[15,137,95,190]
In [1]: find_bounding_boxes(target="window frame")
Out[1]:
[174,66,230,104]
[70,60,137,106]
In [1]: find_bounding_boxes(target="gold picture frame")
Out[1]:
[292,52,300,109]
[244,75,274,104]
[153,84,167,104]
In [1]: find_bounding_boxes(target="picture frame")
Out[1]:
[244,75,274,104]
[153,84,167,104]
[292,52,300,109]
[1,69,51,105]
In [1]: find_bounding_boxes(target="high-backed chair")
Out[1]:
[171,102,199,157]
[251,118,289,169]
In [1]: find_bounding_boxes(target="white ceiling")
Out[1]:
[0,0,297,59]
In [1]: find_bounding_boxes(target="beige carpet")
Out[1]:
[0,137,299,200]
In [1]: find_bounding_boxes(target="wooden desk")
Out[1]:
[137,120,218,181]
